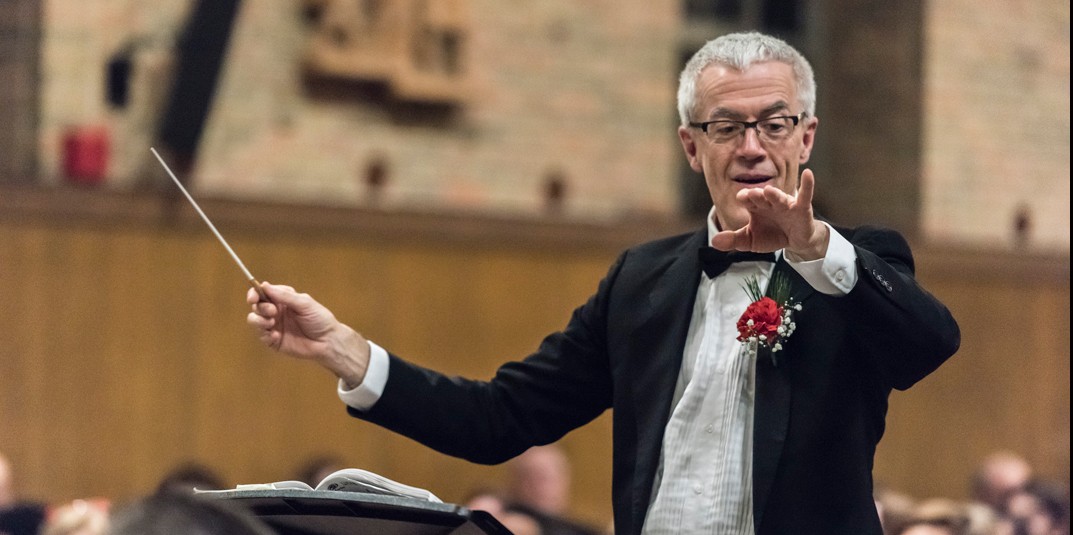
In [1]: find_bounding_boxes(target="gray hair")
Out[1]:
[677,32,816,125]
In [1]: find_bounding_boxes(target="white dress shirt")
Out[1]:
[641,252,770,534]
[642,212,857,534]
[340,211,859,534]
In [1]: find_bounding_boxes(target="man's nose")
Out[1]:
[737,126,766,156]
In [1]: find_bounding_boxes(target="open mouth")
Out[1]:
[733,175,771,185]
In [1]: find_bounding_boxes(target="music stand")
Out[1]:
[201,489,510,535]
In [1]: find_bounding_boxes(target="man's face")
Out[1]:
[678,61,817,231]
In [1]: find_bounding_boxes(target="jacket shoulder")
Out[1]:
[623,230,704,261]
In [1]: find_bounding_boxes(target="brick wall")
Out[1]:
[33,1,1070,242]
[37,0,681,221]
[0,0,40,182]
[921,0,1070,251]
[38,1,191,186]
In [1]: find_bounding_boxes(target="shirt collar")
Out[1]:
[706,206,719,244]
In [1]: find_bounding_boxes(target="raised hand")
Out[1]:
[247,283,370,387]
[711,169,829,260]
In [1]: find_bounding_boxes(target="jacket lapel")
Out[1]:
[627,230,707,530]
[752,259,814,526]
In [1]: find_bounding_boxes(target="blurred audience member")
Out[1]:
[877,482,918,535]
[973,451,1033,511]
[498,509,543,535]
[465,486,509,519]
[0,451,46,535]
[507,445,571,517]
[505,445,599,535]
[900,521,961,535]
[898,498,973,535]
[1005,479,1070,535]
[962,501,1002,535]
[294,454,345,487]
[108,491,276,535]
[155,461,227,494]
[897,497,1006,535]
[40,499,109,535]
[0,453,12,508]
[466,486,546,534]
[0,504,45,535]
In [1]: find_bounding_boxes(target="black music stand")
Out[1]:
[201,489,510,535]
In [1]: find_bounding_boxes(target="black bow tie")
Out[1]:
[698,248,776,279]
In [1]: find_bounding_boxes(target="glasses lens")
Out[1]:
[756,117,795,142]
[708,122,744,143]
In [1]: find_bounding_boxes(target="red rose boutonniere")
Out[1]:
[737,271,801,366]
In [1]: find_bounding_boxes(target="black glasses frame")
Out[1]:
[688,113,804,140]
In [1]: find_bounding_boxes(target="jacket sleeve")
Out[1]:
[838,225,961,390]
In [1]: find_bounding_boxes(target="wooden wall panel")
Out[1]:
[875,266,1070,501]
[0,202,628,526]
[0,188,1068,529]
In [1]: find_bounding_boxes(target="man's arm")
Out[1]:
[839,226,961,390]
[708,168,960,386]
[245,254,621,465]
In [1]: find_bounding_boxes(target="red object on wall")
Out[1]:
[62,126,109,185]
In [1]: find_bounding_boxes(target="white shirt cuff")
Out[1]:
[785,222,858,295]
[337,340,389,411]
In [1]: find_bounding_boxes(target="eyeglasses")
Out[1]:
[689,113,804,144]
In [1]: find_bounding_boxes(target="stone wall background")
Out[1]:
[24,0,1072,244]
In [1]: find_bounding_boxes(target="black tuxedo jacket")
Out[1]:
[352,224,960,535]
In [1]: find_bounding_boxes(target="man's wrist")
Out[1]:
[337,341,389,411]
[786,220,829,261]
[325,325,370,389]
[785,223,858,295]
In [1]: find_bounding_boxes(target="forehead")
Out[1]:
[694,61,798,119]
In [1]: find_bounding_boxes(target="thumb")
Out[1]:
[797,168,815,206]
[711,228,750,252]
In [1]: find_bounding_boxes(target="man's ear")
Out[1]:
[678,125,703,172]
[799,115,819,164]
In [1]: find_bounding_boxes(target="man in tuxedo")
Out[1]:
[247,32,960,534]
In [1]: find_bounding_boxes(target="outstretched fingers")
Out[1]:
[737,185,793,215]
